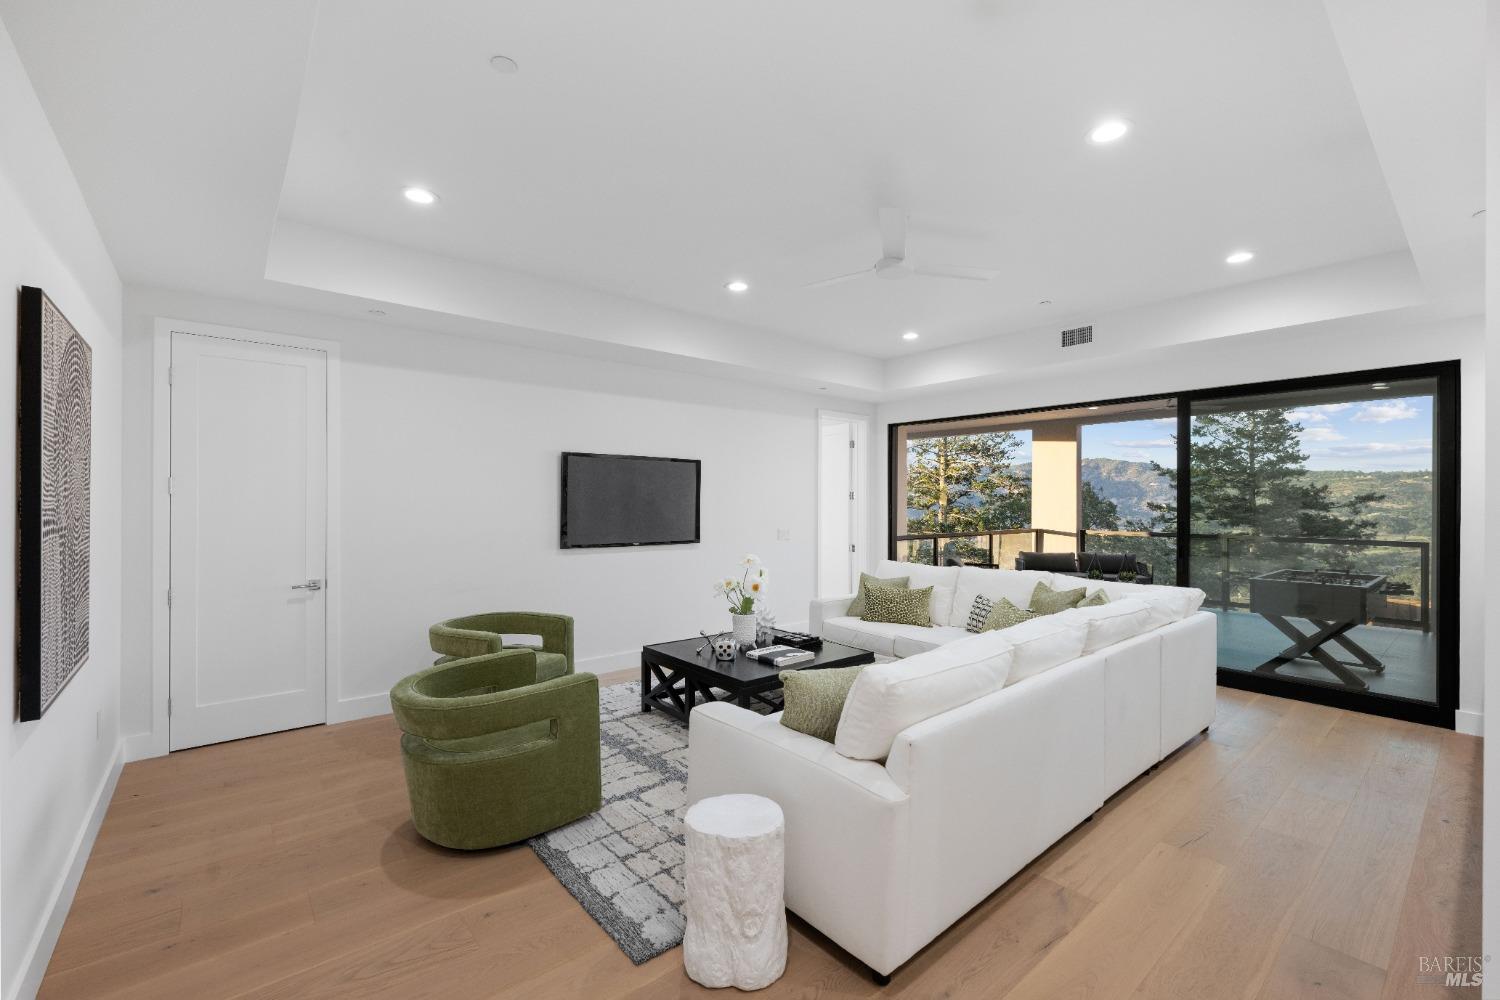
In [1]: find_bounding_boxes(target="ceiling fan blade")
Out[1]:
[912,263,997,282]
[803,267,873,288]
[879,207,907,260]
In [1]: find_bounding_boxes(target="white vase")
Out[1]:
[731,613,758,647]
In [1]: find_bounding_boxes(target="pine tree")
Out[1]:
[1143,409,1383,538]
[1081,480,1121,531]
[905,432,1031,562]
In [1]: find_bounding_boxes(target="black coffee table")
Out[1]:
[640,635,874,724]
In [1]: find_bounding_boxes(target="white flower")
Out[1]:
[741,554,761,567]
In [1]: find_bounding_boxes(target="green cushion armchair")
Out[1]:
[390,647,601,850]
[429,611,575,682]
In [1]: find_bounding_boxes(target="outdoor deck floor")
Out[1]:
[1211,608,1437,704]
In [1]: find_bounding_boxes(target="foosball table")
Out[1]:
[1248,569,1387,691]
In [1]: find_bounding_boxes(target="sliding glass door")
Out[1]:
[886,362,1459,727]
[1185,369,1454,718]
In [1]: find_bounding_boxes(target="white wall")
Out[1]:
[1481,1,1499,991]
[875,314,1486,732]
[120,287,872,750]
[0,17,124,1000]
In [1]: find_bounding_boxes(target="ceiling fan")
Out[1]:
[805,207,998,288]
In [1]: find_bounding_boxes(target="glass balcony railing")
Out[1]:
[893,527,1430,633]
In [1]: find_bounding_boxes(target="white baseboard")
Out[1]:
[11,744,123,1000]
[577,648,644,674]
[577,621,813,678]
[328,691,391,724]
[1455,709,1483,737]
[123,729,166,762]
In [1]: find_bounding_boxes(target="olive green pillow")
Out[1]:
[779,664,865,742]
[862,584,933,626]
[1079,589,1110,608]
[981,597,1037,632]
[1029,580,1087,616]
[846,573,909,618]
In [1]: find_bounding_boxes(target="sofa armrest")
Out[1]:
[687,702,909,974]
[809,594,856,635]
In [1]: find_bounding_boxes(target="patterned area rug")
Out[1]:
[528,681,694,964]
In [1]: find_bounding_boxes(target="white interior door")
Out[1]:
[818,415,863,597]
[169,332,327,751]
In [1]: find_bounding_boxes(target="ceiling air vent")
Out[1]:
[1061,325,1093,348]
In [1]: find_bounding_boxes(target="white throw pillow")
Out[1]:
[993,615,1089,686]
[1058,598,1155,653]
[874,559,960,627]
[835,631,1015,761]
[953,567,1058,625]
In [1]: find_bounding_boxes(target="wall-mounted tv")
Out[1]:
[560,452,701,549]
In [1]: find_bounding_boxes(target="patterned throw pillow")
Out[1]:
[847,573,909,618]
[965,595,995,633]
[1079,589,1110,608]
[779,664,865,742]
[862,584,933,626]
[1029,580,1087,615]
[981,597,1036,632]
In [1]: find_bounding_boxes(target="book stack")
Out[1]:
[745,644,815,667]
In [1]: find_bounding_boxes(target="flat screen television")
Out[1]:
[560,452,701,548]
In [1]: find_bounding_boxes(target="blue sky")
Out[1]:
[1080,395,1434,472]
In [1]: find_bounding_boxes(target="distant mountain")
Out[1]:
[1080,459,1174,526]
[1302,469,1433,538]
[1079,459,1431,539]
[909,458,1431,542]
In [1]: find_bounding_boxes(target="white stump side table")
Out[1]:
[682,794,787,990]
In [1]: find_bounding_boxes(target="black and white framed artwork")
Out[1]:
[17,286,92,722]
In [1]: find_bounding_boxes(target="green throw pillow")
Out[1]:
[862,584,933,626]
[846,572,910,618]
[1029,580,1087,615]
[1079,589,1110,608]
[981,597,1037,632]
[779,664,865,742]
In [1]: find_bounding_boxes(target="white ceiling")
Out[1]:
[278,0,1405,357]
[0,0,1484,392]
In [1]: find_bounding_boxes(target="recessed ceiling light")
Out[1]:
[489,54,519,74]
[1088,119,1131,144]
[1038,299,1053,306]
[367,308,387,317]
[725,279,749,293]
[902,331,920,341]
[403,186,438,205]
[1371,382,1390,390]
[1225,250,1255,264]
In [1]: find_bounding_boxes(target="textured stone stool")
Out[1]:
[683,793,787,990]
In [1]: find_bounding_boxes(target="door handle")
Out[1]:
[291,579,323,591]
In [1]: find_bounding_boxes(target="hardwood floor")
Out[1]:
[41,684,1480,999]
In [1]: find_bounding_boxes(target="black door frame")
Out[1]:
[885,359,1461,729]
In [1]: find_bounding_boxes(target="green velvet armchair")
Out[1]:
[390,644,601,850]
[429,611,576,682]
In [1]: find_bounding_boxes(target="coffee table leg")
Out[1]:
[640,653,651,712]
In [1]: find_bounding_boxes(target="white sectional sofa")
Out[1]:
[686,560,1216,981]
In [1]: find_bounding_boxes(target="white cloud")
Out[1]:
[1111,438,1175,449]
[1352,401,1418,423]
[1299,426,1344,442]
[1286,402,1355,423]
[1286,409,1328,424]
[1314,439,1431,458]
